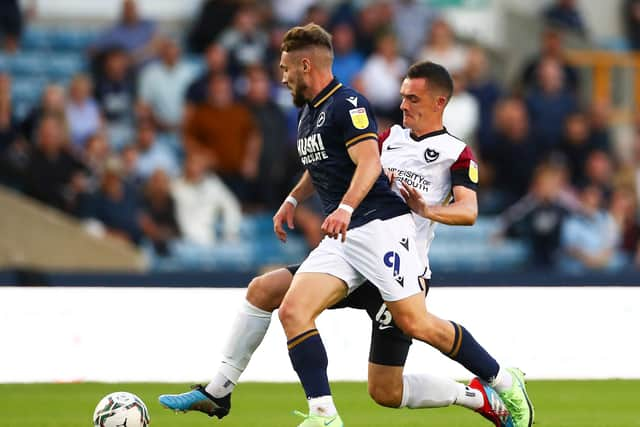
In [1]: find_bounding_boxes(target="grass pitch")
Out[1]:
[0,380,638,427]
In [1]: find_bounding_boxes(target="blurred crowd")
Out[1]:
[0,0,639,274]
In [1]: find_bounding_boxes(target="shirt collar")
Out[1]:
[309,78,342,108]
[410,127,447,141]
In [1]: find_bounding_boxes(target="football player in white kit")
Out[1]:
[159,57,533,427]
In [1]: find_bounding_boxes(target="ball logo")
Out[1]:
[424,148,440,163]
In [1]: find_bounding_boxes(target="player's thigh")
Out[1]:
[246,267,295,312]
[367,363,404,408]
[385,294,455,350]
[278,272,348,337]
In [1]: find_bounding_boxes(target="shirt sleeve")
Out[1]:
[335,93,378,148]
[450,145,479,191]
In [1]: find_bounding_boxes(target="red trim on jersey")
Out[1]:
[450,146,476,171]
[377,128,391,153]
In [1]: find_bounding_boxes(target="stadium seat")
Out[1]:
[45,54,86,79]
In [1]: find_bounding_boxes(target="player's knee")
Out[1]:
[368,381,402,408]
[277,300,306,331]
[246,275,279,312]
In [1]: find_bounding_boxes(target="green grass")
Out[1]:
[0,381,638,427]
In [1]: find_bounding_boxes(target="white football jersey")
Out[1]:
[380,125,478,278]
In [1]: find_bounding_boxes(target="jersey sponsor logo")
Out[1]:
[424,148,440,163]
[386,167,431,192]
[297,133,328,165]
[346,96,358,107]
[349,107,369,130]
[383,251,404,286]
[316,111,326,127]
[469,159,479,184]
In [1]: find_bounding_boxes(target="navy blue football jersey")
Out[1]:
[296,78,409,229]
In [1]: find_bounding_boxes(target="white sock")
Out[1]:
[205,299,272,398]
[490,366,513,393]
[400,373,481,409]
[308,395,337,417]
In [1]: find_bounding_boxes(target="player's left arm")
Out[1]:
[322,139,381,241]
[401,182,477,225]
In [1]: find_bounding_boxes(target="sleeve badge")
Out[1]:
[349,108,369,130]
[469,160,479,184]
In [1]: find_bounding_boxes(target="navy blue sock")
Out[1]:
[445,321,500,383]
[287,329,331,399]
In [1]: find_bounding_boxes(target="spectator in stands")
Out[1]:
[186,0,239,53]
[525,57,578,153]
[583,149,614,201]
[417,18,468,74]
[355,31,407,126]
[24,114,87,213]
[331,22,364,87]
[132,120,179,180]
[218,5,268,76]
[301,4,330,28]
[558,183,626,274]
[138,37,196,133]
[465,46,502,152]
[353,2,393,57]
[185,42,229,105]
[140,169,180,255]
[0,0,22,53]
[519,27,579,94]
[495,162,574,267]
[609,185,639,265]
[171,154,242,246]
[80,156,143,244]
[81,132,111,192]
[94,47,137,151]
[243,65,296,209]
[543,0,587,36]
[92,0,159,65]
[557,111,598,186]
[485,97,539,209]
[623,0,640,51]
[588,101,612,152]
[393,0,438,59]
[443,71,479,144]
[183,73,261,204]
[20,84,67,145]
[120,143,142,190]
[0,73,27,188]
[66,74,102,151]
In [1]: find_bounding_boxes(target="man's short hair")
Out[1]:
[281,23,333,54]
[406,61,454,100]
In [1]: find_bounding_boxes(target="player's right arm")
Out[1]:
[273,171,316,242]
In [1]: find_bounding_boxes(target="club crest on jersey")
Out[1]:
[316,112,325,127]
[469,160,479,184]
[349,108,369,130]
[424,148,439,163]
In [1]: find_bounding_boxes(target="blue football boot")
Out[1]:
[159,384,231,419]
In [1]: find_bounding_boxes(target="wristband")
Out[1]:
[285,195,298,208]
[338,203,354,214]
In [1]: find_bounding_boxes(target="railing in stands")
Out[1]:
[565,50,640,124]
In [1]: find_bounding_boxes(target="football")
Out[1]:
[93,392,150,427]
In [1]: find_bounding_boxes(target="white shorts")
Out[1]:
[297,213,426,301]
